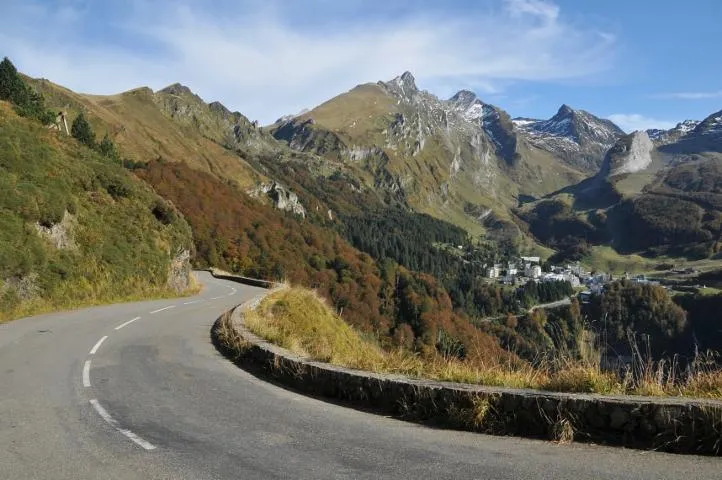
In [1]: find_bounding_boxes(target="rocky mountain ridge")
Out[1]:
[647,120,700,144]
[270,71,595,242]
[513,104,625,173]
[28,67,722,265]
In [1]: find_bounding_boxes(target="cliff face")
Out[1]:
[249,181,307,218]
[602,131,654,177]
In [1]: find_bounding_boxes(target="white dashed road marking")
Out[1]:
[114,317,140,331]
[210,296,223,300]
[89,336,108,355]
[183,300,202,305]
[149,306,175,314]
[89,399,156,451]
[82,360,92,387]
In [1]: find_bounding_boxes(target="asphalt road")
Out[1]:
[1,272,719,479]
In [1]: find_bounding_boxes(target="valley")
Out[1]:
[3,53,722,396]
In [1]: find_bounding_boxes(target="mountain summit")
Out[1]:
[514,104,624,172]
[382,71,419,99]
[660,109,722,154]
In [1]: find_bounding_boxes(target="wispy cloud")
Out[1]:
[653,91,722,100]
[608,114,675,133]
[0,0,616,123]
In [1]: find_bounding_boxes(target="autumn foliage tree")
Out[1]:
[137,159,515,365]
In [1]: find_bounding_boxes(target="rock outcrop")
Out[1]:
[167,249,192,293]
[249,181,307,218]
[602,131,654,177]
[34,211,77,250]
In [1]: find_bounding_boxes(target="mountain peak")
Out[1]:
[556,104,575,117]
[694,109,722,136]
[400,71,415,82]
[208,101,231,115]
[159,83,195,96]
[449,89,479,106]
[387,71,418,95]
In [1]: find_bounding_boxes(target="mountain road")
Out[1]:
[1,272,719,479]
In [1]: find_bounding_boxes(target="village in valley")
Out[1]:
[483,255,670,304]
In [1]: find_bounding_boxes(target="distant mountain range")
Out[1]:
[268,71,722,263]
[25,68,722,266]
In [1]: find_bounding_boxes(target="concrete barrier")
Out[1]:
[212,298,722,456]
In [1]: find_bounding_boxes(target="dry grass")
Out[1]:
[243,287,547,388]
[244,288,389,371]
[551,416,576,444]
[243,286,722,399]
[542,364,623,395]
[215,310,252,356]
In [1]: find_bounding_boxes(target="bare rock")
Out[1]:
[35,211,77,250]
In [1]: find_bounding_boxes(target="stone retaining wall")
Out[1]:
[208,269,275,289]
[212,298,722,456]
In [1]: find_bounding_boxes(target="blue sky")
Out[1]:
[1,0,720,130]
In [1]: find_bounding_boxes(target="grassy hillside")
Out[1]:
[28,78,264,189]
[270,80,588,246]
[518,147,722,268]
[0,101,194,321]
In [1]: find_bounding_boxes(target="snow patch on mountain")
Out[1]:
[514,104,624,171]
[511,117,540,127]
[647,119,700,144]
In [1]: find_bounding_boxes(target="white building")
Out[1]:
[542,272,580,288]
[487,266,500,279]
[525,264,542,279]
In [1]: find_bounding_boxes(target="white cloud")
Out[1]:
[0,0,616,124]
[608,114,676,133]
[654,91,722,100]
[505,0,560,23]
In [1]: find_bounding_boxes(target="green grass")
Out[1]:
[298,83,398,146]
[0,102,195,322]
[582,246,655,274]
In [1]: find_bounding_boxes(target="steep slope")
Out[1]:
[0,101,194,321]
[27,78,264,189]
[28,76,396,227]
[647,120,699,145]
[271,72,584,242]
[136,159,516,362]
[661,109,722,154]
[514,105,625,173]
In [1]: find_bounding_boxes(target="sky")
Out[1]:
[1,0,721,131]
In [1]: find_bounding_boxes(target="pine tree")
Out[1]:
[71,112,95,147]
[0,57,53,123]
[99,133,118,160]
[0,57,25,102]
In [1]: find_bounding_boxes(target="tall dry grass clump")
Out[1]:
[244,288,389,371]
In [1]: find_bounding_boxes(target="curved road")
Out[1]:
[1,272,719,479]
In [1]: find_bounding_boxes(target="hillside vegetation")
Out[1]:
[242,287,722,398]
[0,71,194,321]
[135,159,519,363]
[28,78,264,189]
